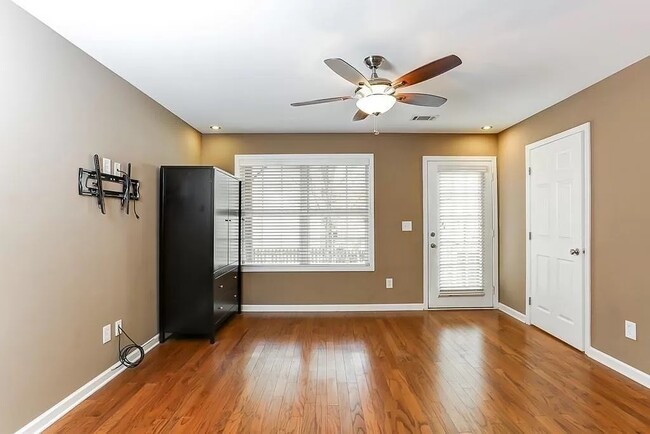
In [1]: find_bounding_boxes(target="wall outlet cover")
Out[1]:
[115,319,123,336]
[102,324,112,344]
[113,162,121,176]
[101,157,111,174]
[386,278,394,289]
[625,320,637,340]
[401,221,413,232]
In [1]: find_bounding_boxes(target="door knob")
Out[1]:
[431,243,437,248]
[570,248,580,256]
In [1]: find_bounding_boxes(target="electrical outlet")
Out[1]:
[625,320,637,340]
[401,221,413,232]
[102,157,111,174]
[113,162,121,176]
[115,319,123,336]
[386,278,393,289]
[102,324,112,344]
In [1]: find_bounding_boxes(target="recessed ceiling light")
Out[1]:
[210,125,222,130]
[481,125,493,130]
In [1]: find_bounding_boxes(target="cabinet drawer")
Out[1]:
[227,271,239,305]
[213,270,238,316]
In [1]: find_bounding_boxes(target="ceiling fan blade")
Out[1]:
[396,93,447,107]
[290,96,352,107]
[324,58,369,87]
[392,55,462,89]
[353,110,369,121]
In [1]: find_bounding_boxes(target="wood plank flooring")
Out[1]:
[48,311,650,433]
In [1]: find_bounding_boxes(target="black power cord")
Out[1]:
[117,326,145,368]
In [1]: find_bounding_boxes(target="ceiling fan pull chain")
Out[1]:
[373,115,379,135]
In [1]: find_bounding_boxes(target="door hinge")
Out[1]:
[528,296,532,305]
[528,232,532,240]
[528,167,531,175]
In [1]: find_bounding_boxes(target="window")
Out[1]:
[235,154,374,272]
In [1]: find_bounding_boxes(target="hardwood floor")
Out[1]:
[48,311,650,433]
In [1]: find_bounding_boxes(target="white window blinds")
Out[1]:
[235,154,374,271]
[437,167,487,295]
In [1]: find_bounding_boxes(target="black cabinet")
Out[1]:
[159,166,241,343]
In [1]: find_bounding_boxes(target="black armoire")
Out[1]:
[159,166,241,343]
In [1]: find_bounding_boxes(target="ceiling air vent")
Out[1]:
[411,115,439,121]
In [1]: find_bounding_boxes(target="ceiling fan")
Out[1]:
[291,54,462,121]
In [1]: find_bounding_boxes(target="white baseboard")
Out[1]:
[241,303,424,312]
[586,346,650,389]
[498,303,528,324]
[17,334,159,434]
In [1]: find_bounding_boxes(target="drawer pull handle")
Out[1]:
[219,306,224,310]
[234,275,237,279]
[234,294,237,298]
[219,284,224,288]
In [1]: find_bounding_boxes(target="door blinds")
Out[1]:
[437,167,487,295]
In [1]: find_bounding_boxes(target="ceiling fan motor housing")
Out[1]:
[364,55,386,69]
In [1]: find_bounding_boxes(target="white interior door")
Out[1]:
[425,158,496,309]
[528,126,587,350]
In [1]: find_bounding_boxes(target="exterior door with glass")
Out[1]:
[425,157,497,309]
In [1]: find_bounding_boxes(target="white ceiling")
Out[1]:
[12,0,650,134]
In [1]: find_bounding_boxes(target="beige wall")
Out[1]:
[202,133,497,305]
[497,56,650,374]
[0,1,201,432]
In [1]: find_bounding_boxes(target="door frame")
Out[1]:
[422,156,499,310]
[525,122,591,349]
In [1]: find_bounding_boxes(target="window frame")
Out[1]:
[234,153,375,273]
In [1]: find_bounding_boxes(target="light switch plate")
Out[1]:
[113,162,121,176]
[625,320,637,340]
[401,221,413,232]
[102,324,112,344]
[102,157,111,174]
[386,278,393,289]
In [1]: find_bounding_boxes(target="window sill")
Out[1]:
[241,265,375,273]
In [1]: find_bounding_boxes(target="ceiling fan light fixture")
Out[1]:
[356,94,396,115]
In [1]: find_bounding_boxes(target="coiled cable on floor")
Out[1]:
[118,326,145,369]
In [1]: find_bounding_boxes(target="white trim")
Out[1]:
[525,122,591,350]
[241,304,423,312]
[234,153,375,273]
[234,153,374,166]
[17,335,159,434]
[422,156,499,310]
[498,303,529,324]
[586,346,650,389]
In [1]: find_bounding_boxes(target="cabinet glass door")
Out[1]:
[213,170,229,271]
[228,179,240,265]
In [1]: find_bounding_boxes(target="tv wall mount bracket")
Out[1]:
[78,154,141,216]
